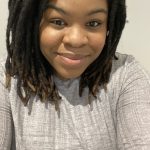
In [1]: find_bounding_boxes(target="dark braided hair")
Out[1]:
[5,0,126,110]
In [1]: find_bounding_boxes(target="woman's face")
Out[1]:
[40,0,108,80]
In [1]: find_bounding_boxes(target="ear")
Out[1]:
[107,30,109,36]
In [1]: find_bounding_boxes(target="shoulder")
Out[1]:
[0,58,12,111]
[110,52,150,104]
[0,58,6,86]
[108,52,150,105]
[0,58,19,99]
[112,52,138,72]
[0,58,11,97]
[111,52,150,82]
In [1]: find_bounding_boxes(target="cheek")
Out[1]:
[90,34,106,53]
[40,28,61,50]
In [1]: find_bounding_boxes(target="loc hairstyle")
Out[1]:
[5,0,126,110]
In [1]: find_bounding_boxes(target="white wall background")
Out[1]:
[0,0,150,71]
[0,0,8,58]
[117,0,150,72]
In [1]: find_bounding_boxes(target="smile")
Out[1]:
[56,52,88,66]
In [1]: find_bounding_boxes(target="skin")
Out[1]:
[40,0,108,80]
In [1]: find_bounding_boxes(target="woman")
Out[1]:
[0,0,150,149]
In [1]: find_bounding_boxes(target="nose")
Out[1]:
[63,26,88,48]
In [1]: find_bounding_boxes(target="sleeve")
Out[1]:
[0,62,13,150]
[116,59,150,150]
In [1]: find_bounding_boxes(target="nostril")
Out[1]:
[63,32,88,48]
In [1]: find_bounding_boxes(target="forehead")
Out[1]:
[47,0,108,10]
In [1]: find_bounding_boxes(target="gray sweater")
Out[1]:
[0,53,150,150]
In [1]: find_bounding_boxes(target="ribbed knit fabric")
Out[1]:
[0,53,150,150]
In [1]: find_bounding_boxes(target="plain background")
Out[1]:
[0,0,150,72]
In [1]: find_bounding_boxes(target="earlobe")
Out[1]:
[106,30,109,36]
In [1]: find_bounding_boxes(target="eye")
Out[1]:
[86,20,102,28]
[49,19,66,27]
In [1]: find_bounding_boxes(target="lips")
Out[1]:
[56,52,88,66]
[57,53,86,60]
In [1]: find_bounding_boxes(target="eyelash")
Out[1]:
[49,19,66,27]
[49,19,102,29]
[86,21,102,28]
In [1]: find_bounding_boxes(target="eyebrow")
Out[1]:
[46,3,68,15]
[45,3,108,16]
[87,8,108,16]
